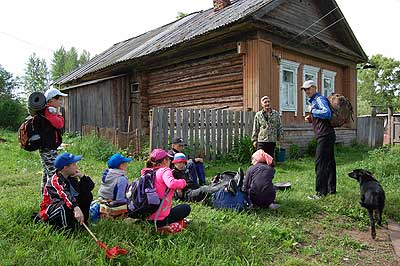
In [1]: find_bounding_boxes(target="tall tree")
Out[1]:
[78,50,90,67]
[64,47,79,73]
[23,53,49,94]
[0,65,19,97]
[357,54,400,114]
[50,46,67,81]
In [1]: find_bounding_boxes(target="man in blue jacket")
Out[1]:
[301,80,336,199]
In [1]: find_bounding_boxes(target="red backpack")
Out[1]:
[17,115,42,151]
[328,94,354,127]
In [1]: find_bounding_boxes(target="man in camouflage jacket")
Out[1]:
[252,96,283,159]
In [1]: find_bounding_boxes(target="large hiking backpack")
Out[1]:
[327,93,354,127]
[17,115,42,151]
[126,169,169,219]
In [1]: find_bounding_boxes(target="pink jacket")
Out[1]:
[147,167,186,221]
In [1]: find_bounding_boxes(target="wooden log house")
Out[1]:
[56,0,368,149]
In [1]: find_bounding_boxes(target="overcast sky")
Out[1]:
[1,0,399,77]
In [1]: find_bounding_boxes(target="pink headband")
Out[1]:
[252,149,273,165]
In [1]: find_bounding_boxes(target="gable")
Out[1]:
[253,0,367,62]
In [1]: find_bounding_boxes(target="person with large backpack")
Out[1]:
[301,80,337,199]
[39,87,67,194]
[144,149,190,228]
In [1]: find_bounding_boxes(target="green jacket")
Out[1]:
[252,109,283,143]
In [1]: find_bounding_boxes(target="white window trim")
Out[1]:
[322,69,336,97]
[279,59,300,116]
[302,65,320,116]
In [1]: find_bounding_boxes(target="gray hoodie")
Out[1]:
[98,168,128,200]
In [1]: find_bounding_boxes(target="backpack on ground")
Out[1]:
[212,188,249,212]
[327,93,354,127]
[17,115,42,151]
[126,169,169,219]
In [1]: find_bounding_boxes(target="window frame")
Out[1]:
[279,59,300,116]
[322,69,336,97]
[302,65,320,116]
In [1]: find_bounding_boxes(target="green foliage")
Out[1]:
[288,143,301,159]
[176,11,188,19]
[51,46,91,81]
[64,134,117,162]
[228,135,256,163]
[357,54,400,114]
[0,64,21,97]
[0,95,27,130]
[23,53,49,94]
[306,138,317,156]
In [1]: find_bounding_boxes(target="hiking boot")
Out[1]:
[268,203,280,210]
[237,167,244,188]
[307,194,322,200]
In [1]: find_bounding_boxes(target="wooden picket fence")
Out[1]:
[150,107,255,160]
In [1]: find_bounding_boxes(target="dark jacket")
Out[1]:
[243,163,276,207]
[39,171,94,221]
[38,106,64,150]
[172,167,199,193]
[309,93,334,138]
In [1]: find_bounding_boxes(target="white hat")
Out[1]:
[44,87,68,102]
[301,80,316,90]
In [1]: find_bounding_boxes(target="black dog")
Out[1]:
[348,169,385,239]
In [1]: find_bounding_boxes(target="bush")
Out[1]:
[228,135,256,163]
[64,134,117,162]
[0,96,27,130]
[288,143,301,159]
[306,138,317,156]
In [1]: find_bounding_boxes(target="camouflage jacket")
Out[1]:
[252,109,283,143]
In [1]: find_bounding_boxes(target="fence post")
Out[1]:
[368,106,377,147]
[388,106,393,145]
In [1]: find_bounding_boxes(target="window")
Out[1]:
[302,65,320,116]
[322,70,336,97]
[279,59,300,115]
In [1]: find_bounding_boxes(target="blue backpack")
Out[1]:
[126,169,169,219]
[212,189,249,212]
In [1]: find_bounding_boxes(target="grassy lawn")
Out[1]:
[0,130,399,265]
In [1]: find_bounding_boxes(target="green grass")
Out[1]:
[0,130,399,265]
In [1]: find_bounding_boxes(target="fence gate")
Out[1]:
[149,107,255,160]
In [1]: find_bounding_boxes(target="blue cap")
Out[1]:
[108,153,132,169]
[54,153,82,169]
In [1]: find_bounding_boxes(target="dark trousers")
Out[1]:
[315,133,337,196]
[156,204,191,227]
[184,181,229,202]
[187,160,206,186]
[46,191,93,230]
[257,142,276,159]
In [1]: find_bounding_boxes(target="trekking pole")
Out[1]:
[82,223,99,242]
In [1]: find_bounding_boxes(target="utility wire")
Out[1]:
[302,16,345,43]
[0,31,54,52]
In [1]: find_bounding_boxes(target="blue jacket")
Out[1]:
[309,92,332,120]
[309,92,335,137]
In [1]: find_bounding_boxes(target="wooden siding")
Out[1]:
[243,39,273,112]
[146,50,244,111]
[65,76,131,133]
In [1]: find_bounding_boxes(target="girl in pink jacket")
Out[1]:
[145,149,190,227]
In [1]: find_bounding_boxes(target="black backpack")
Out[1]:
[126,169,169,219]
[17,115,42,151]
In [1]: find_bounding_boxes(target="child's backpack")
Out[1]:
[327,94,354,127]
[126,169,169,219]
[17,115,42,151]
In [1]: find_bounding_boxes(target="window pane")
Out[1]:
[283,70,293,83]
[305,73,314,81]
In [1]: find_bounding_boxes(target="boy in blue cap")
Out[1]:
[39,153,94,230]
[98,153,132,206]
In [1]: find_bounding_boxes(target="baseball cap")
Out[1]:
[171,137,186,145]
[108,153,132,169]
[172,153,187,164]
[150,149,173,162]
[301,80,316,90]
[44,87,68,102]
[54,153,82,169]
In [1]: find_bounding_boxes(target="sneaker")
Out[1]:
[237,167,244,188]
[227,179,238,195]
[307,194,322,200]
[268,203,280,210]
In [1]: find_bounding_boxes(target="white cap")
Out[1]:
[44,87,68,102]
[301,80,316,90]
